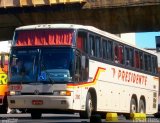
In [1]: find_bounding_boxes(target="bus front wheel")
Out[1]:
[0,97,8,114]
[79,92,93,119]
[0,104,7,114]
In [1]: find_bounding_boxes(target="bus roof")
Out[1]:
[15,24,157,56]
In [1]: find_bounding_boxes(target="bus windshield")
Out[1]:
[9,49,39,83]
[9,48,73,83]
[38,48,73,83]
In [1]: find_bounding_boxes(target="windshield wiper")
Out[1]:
[41,64,55,84]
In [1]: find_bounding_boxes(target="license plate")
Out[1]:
[32,100,43,105]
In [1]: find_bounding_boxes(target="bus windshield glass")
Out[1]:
[9,49,39,83]
[9,48,73,83]
[39,48,73,83]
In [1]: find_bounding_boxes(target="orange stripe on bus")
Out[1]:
[67,67,106,88]
[153,77,159,80]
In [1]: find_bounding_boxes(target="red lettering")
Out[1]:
[113,68,147,86]
[125,72,128,82]
[111,68,116,78]
[10,85,22,91]
[118,70,121,80]
[139,75,142,84]
[144,77,147,85]
[128,72,131,82]
[122,71,125,81]
[133,74,136,83]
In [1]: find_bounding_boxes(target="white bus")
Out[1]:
[7,24,159,119]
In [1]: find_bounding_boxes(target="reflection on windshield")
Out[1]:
[10,50,38,82]
[38,49,73,82]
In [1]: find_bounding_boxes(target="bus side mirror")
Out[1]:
[1,54,5,68]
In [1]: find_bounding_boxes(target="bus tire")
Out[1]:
[31,110,42,119]
[0,104,7,114]
[124,97,137,119]
[130,98,137,113]
[79,92,93,119]
[139,99,145,113]
[0,97,8,114]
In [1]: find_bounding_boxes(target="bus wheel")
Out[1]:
[0,105,7,114]
[139,99,145,113]
[0,97,8,114]
[80,92,93,119]
[130,98,137,113]
[31,110,42,119]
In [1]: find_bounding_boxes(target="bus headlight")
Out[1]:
[53,90,71,96]
[9,91,21,95]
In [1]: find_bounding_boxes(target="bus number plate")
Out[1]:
[32,100,43,105]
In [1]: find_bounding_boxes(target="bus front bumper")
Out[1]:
[7,95,73,109]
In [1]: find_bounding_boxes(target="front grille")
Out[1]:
[21,93,53,95]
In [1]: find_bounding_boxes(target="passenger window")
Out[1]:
[134,50,140,69]
[77,31,87,53]
[125,47,134,67]
[107,40,113,61]
[114,43,124,64]
[89,35,95,56]
[148,55,152,72]
[102,39,107,60]
[95,36,101,58]
[139,52,143,70]
[152,56,158,74]
[144,54,148,71]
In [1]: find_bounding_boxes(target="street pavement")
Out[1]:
[0,113,160,123]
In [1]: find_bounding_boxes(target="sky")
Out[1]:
[135,32,160,49]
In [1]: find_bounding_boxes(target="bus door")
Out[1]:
[73,51,89,110]
[73,52,82,110]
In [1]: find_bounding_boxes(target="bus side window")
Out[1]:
[152,56,158,74]
[139,52,143,70]
[107,40,113,61]
[89,35,95,56]
[125,47,130,66]
[114,43,124,64]
[102,39,107,60]
[148,55,152,72]
[125,47,134,67]
[114,44,118,63]
[129,48,134,67]
[95,36,101,58]
[118,45,124,64]
[77,31,87,53]
[144,54,148,72]
[134,50,140,69]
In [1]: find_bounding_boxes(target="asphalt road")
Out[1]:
[0,113,160,123]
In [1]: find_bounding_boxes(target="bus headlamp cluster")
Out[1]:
[53,90,71,96]
[9,91,21,95]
